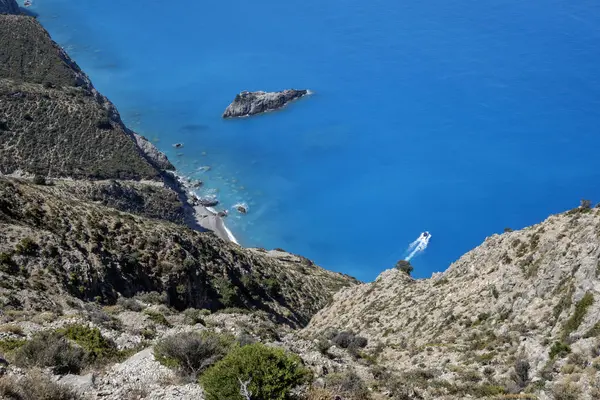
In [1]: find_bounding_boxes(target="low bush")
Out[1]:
[14,331,86,374]
[316,337,331,355]
[325,370,371,400]
[58,324,118,362]
[552,382,581,400]
[0,338,27,353]
[134,291,167,305]
[200,343,311,400]
[154,331,234,378]
[512,358,530,390]
[183,308,206,325]
[143,310,171,327]
[264,278,282,298]
[117,297,143,312]
[0,372,81,400]
[549,341,571,359]
[395,260,413,276]
[332,331,368,353]
[14,237,38,256]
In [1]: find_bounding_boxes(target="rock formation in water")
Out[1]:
[222,89,309,118]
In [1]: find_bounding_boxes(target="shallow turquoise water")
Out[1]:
[29,0,600,281]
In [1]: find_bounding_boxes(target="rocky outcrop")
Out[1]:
[222,89,309,118]
[304,207,600,399]
[0,0,19,15]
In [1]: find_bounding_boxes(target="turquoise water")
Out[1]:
[30,0,600,281]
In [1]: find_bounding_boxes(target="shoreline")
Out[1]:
[167,171,239,244]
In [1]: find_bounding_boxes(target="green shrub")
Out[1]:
[200,343,311,400]
[14,237,38,256]
[0,338,27,353]
[395,260,413,275]
[316,337,331,355]
[563,292,594,338]
[143,310,172,327]
[14,331,86,374]
[0,252,18,275]
[0,372,82,400]
[215,278,241,308]
[32,175,46,185]
[183,308,206,325]
[58,324,118,362]
[154,331,234,378]
[549,341,571,359]
[264,278,282,298]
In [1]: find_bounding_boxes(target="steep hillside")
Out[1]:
[0,15,172,180]
[303,207,600,398]
[0,177,356,326]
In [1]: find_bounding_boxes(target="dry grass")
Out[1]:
[0,371,81,400]
[0,325,24,335]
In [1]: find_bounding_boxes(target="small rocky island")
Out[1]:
[222,89,309,118]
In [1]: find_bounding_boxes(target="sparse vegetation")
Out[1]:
[563,292,594,338]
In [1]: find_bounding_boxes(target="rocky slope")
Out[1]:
[303,206,600,399]
[222,89,309,118]
[0,176,355,326]
[0,15,172,180]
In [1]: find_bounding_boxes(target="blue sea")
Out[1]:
[28,0,600,281]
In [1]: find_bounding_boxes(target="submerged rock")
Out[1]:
[222,89,309,118]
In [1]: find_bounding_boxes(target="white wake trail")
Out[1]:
[404,232,431,261]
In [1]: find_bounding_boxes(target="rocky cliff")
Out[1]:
[0,15,173,180]
[302,206,600,399]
